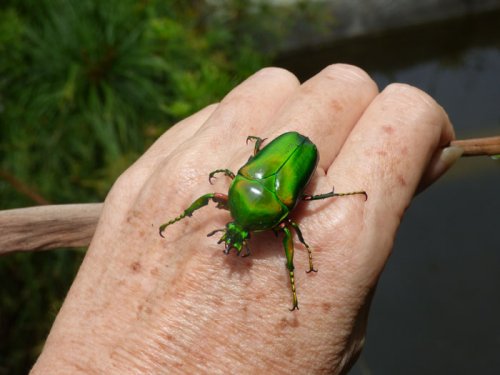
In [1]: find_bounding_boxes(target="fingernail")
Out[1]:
[417,146,463,193]
[432,146,464,180]
[438,146,464,170]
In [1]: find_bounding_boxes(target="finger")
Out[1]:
[266,64,379,170]
[137,104,219,167]
[117,67,299,197]
[328,83,454,277]
[194,67,300,166]
[113,68,299,209]
[132,68,300,222]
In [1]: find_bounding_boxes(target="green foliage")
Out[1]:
[0,1,331,373]
[0,0,268,204]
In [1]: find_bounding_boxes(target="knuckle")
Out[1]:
[255,66,299,85]
[223,67,298,105]
[380,83,447,130]
[320,63,377,89]
[383,83,436,108]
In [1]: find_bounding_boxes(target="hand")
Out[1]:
[31,64,457,374]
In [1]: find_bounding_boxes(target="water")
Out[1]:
[277,10,500,375]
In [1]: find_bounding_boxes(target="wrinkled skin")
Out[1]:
[32,64,457,374]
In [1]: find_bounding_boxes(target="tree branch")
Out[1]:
[0,204,102,255]
[450,136,500,156]
[0,136,498,256]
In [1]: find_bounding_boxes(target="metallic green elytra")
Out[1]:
[159,131,367,310]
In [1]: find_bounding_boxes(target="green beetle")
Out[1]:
[159,131,366,310]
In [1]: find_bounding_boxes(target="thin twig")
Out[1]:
[450,136,500,156]
[0,168,51,205]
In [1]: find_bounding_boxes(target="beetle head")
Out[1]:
[207,222,250,256]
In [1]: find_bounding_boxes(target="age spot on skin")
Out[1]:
[276,316,300,331]
[397,174,407,187]
[322,302,332,313]
[330,99,344,113]
[284,346,296,359]
[382,124,395,134]
[130,261,142,273]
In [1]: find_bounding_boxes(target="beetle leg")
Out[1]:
[207,228,225,238]
[282,224,299,311]
[241,240,251,257]
[302,186,367,201]
[208,169,235,184]
[289,220,317,273]
[159,193,228,237]
[246,135,267,156]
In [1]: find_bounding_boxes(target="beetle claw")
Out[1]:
[207,228,225,238]
[208,173,218,185]
[245,242,251,257]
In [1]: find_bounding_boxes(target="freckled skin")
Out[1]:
[159,132,367,310]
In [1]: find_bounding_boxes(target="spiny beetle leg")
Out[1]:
[246,135,267,156]
[280,222,299,311]
[208,169,235,184]
[302,187,367,201]
[289,220,317,273]
[159,193,228,237]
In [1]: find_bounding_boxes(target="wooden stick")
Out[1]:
[0,136,498,255]
[450,136,500,156]
[0,203,102,255]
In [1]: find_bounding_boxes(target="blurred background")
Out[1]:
[0,1,499,374]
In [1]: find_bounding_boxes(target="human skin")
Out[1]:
[31,64,458,374]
